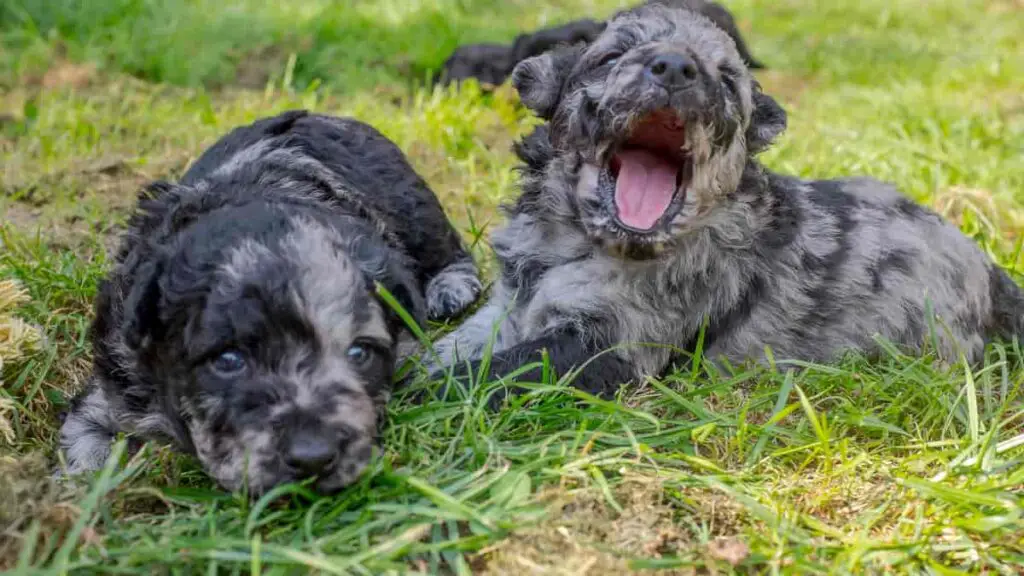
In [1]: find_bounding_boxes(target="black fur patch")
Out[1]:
[796,180,860,336]
[897,300,927,346]
[438,43,514,87]
[511,19,607,63]
[986,265,1024,340]
[869,249,916,293]
[438,323,636,405]
[689,273,767,355]
[755,172,803,251]
[895,198,930,221]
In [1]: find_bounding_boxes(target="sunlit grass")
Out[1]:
[1,0,1022,572]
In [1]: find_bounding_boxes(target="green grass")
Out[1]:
[2,0,1023,573]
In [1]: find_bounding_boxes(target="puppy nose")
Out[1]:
[285,433,338,477]
[646,53,698,87]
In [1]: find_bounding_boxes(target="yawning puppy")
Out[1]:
[424,5,1024,400]
[59,111,481,494]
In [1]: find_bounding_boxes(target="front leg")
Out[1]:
[58,383,122,475]
[420,287,514,374]
[435,323,639,405]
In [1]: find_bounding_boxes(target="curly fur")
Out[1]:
[59,111,481,493]
[424,5,1024,403]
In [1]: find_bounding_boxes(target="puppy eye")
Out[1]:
[346,344,374,366]
[719,67,739,97]
[210,350,247,377]
[597,52,621,67]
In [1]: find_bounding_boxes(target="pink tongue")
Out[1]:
[613,149,679,230]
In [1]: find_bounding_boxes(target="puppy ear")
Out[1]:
[130,181,209,249]
[512,43,583,119]
[349,238,427,333]
[745,82,787,154]
[374,273,427,336]
[745,83,787,154]
[121,258,165,350]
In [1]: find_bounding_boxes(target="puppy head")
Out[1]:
[510,19,607,62]
[439,43,514,87]
[511,4,786,258]
[124,195,423,494]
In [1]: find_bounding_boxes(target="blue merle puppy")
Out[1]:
[59,110,481,494]
[424,5,1024,401]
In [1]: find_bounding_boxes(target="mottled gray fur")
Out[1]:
[423,5,1024,400]
[59,111,481,493]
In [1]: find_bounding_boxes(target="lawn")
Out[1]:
[1,0,1023,573]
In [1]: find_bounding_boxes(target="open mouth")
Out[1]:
[606,109,690,232]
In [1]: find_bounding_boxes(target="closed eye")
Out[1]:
[597,52,622,67]
[720,67,740,99]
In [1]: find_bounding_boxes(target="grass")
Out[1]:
[1,0,1023,573]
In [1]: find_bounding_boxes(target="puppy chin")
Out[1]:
[596,237,669,261]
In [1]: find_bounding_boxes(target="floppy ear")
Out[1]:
[127,182,216,258]
[121,258,165,350]
[348,237,427,333]
[745,82,787,154]
[116,182,205,351]
[373,269,427,336]
[511,43,584,120]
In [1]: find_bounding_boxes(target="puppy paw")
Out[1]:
[401,362,518,411]
[425,260,482,320]
[56,385,118,477]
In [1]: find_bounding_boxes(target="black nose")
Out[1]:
[646,53,698,88]
[285,433,338,477]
